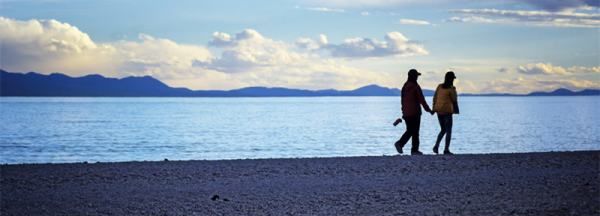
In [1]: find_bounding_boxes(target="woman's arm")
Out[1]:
[452,87,459,114]
[432,85,439,112]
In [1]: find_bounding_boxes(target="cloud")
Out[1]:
[295,34,328,51]
[0,17,403,90]
[516,63,600,75]
[446,16,495,23]
[305,7,345,13]
[360,11,370,16]
[198,29,399,89]
[567,66,600,73]
[301,0,599,11]
[298,32,428,58]
[519,0,599,12]
[478,77,600,93]
[299,0,506,9]
[114,34,213,79]
[517,63,569,75]
[199,29,306,73]
[208,32,233,47]
[0,17,114,74]
[295,6,345,13]
[398,18,431,25]
[447,8,600,28]
[0,17,214,80]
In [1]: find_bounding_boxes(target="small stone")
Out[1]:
[211,195,219,201]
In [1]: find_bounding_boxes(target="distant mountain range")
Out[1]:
[461,88,600,96]
[1,70,598,97]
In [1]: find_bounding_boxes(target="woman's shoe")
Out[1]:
[443,150,454,155]
[433,146,439,155]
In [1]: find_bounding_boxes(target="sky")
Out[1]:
[0,0,599,93]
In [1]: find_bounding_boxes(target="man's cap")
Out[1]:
[408,69,421,76]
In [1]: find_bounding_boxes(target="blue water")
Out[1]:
[1,96,598,164]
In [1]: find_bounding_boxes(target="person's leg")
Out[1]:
[444,115,453,153]
[394,117,414,153]
[434,114,447,154]
[410,116,421,153]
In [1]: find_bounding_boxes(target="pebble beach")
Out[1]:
[1,151,599,215]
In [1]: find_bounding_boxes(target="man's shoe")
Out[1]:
[411,151,423,155]
[394,142,403,154]
[443,150,454,155]
[433,146,439,155]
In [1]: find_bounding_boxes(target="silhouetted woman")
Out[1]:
[432,71,459,155]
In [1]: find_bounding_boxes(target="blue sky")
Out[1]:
[1,0,598,93]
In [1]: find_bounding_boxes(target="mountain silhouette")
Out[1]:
[527,88,600,96]
[0,70,414,97]
[1,70,597,97]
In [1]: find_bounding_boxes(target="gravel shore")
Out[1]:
[1,151,599,215]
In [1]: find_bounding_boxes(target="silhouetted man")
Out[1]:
[395,69,433,155]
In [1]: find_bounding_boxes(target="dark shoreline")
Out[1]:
[1,150,599,166]
[2,151,599,215]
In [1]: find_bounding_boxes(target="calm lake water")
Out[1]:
[1,96,598,164]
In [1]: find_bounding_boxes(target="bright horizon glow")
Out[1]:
[0,0,598,93]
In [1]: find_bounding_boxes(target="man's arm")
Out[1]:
[417,85,432,113]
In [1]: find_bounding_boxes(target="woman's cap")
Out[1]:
[446,71,456,79]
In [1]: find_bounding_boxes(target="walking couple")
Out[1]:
[393,69,459,155]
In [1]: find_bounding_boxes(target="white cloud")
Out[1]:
[567,66,600,73]
[519,0,599,12]
[446,16,496,23]
[398,18,431,25]
[114,34,213,79]
[517,63,569,75]
[305,7,345,13]
[516,63,600,75]
[298,32,429,58]
[0,17,116,75]
[208,32,232,47]
[0,17,394,90]
[199,29,306,73]
[295,6,345,13]
[300,0,442,8]
[4,17,594,93]
[0,17,214,80]
[197,29,398,89]
[478,77,600,94]
[360,11,370,16]
[295,34,328,51]
[447,8,600,28]
[301,0,599,11]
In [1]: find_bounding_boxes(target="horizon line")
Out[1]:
[1,69,598,96]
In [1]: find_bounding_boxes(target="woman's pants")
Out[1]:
[435,114,453,151]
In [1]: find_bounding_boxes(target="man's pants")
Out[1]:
[396,115,421,152]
